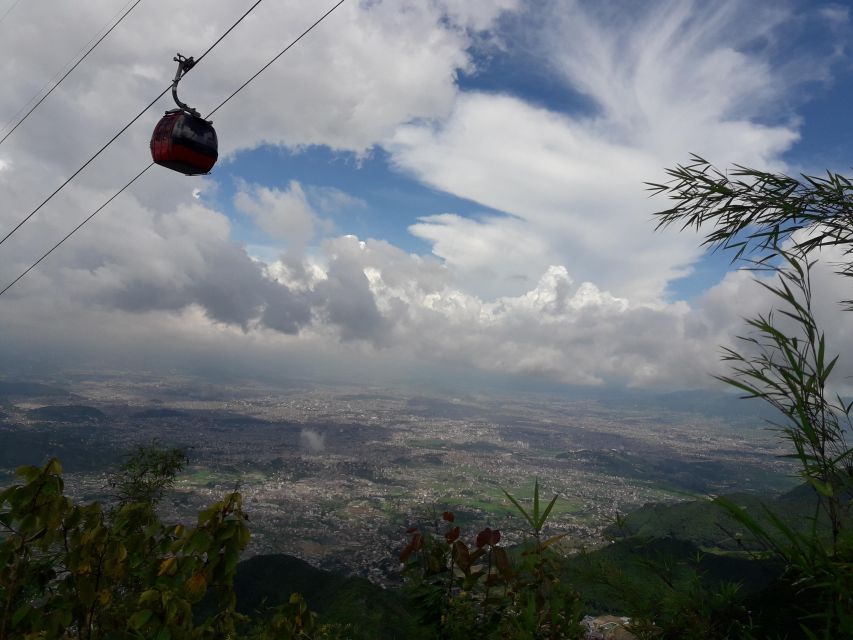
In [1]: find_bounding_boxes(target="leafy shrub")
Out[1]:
[400,481,584,640]
[0,458,249,639]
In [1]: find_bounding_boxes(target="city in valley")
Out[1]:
[0,373,795,585]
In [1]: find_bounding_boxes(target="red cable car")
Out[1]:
[150,54,218,176]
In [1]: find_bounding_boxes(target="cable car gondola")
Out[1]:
[150,54,218,175]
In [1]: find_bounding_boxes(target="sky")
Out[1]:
[0,0,852,392]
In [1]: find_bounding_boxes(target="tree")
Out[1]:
[650,156,853,637]
[108,441,188,510]
[0,449,347,640]
[0,457,249,639]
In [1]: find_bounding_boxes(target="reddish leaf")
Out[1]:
[185,572,207,599]
[405,526,418,534]
[476,527,492,548]
[399,544,414,563]
[445,526,460,543]
[452,540,471,571]
[442,511,455,522]
[490,529,501,545]
[493,547,512,577]
[399,533,423,562]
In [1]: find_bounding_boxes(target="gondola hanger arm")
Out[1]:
[170,53,202,118]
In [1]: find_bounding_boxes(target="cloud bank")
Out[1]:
[1,0,851,391]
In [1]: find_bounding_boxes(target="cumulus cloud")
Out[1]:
[235,181,321,248]
[409,211,559,299]
[308,238,716,387]
[0,0,513,209]
[313,237,391,344]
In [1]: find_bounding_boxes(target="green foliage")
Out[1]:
[0,457,250,639]
[109,442,188,509]
[605,485,850,552]
[400,483,584,640]
[651,158,853,638]
[244,592,349,640]
[713,252,853,551]
[568,537,763,639]
[649,155,853,277]
[502,480,560,539]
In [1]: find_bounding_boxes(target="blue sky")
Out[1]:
[2,0,853,390]
[210,146,508,258]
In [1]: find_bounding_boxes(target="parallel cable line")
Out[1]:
[0,0,348,298]
[0,0,23,27]
[0,0,143,145]
[0,90,169,248]
[206,0,347,119]
[0,164,154,297]
[0,0,264,249]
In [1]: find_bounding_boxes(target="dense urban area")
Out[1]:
[0,372,795,585]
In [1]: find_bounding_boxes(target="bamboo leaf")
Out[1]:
[539,494,560,531]
[502,487,534,530]
[533,478,540,525]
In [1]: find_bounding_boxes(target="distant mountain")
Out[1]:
[563,488,840,636]
[26,405,107,424]
[604,484,842,551]
[563,536,784,621]
[226,554,428,639]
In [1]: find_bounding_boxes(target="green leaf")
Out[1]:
[806,477,834,498]
[533,478,540,525]
[129,609,153,630]
[541,532,569,550]
[538,493,560,530]
[12,605,30,628]
[502,487,534,530]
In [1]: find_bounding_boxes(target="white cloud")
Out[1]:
[819,4,849,26]
[409,211,559,299]
[235,181,319,248]
[433,0,520,32]
[276,236,715,387]
[387,0,805,303]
